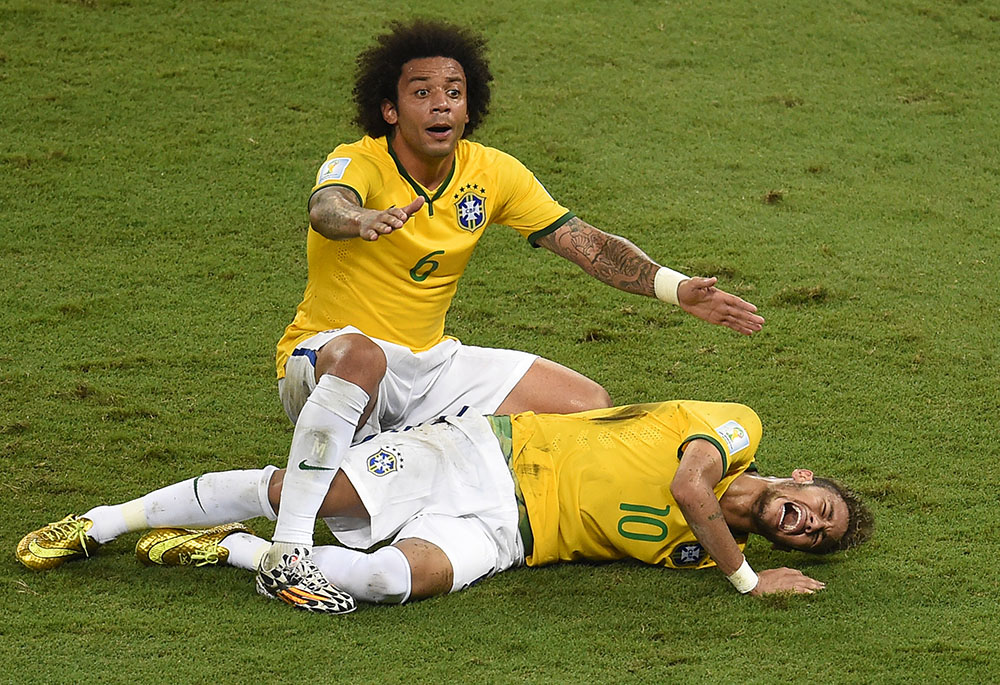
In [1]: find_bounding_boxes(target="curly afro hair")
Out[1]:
[353,19,493,139]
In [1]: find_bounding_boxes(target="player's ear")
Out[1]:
[381,99,398,126]
[791,468,814,484]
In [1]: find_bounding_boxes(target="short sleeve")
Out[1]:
[675,402,762,477]
[309,144,381,207]
[489,150,573,243]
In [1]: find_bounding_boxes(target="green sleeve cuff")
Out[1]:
[527,212,575,247]
[677,434,728,476]
[308,183,363,210]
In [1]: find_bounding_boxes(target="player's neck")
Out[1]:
[390,139,455,191]
[719,474,767,533]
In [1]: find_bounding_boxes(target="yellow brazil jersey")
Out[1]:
[510,401,762,569]
[275,135,573,378]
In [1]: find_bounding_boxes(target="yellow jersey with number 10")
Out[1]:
[275,135,573,378]
[511,401,762,569]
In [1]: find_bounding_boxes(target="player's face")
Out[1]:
[752,475,849,553]
[382,57,470,166]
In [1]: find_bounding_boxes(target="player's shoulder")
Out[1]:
[314,136,391,187]
[331,135,390,162]
[675,400,762,434]
[458,138,527,169]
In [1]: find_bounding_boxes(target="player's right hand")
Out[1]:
[359,196,425,241]
[750,567,826,596]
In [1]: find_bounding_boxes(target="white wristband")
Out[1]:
[727,557,759,594]
[653,266,690,306]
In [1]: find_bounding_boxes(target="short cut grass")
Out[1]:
[353,18,493,139]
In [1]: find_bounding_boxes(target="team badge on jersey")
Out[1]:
[367,448,400,477]
[670,542,706,566]
[453,184,487,232]
[714,420,750,455]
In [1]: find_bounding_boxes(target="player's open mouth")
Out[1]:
[426,125,452,139]
[779,501,805,534]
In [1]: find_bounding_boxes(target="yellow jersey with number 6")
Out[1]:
[276,136,573,377]
[511,401,762,569]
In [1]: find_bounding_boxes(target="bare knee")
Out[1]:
[574,379,612,411]
[314,334,387,397]
[267,469,285,514]
[497,358,612,415]
[395,538,454,600]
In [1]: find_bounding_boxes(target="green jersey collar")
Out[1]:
[385,135,457,217]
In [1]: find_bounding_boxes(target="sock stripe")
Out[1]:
[193,475,207,514]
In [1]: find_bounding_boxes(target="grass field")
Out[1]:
[2,0,999,682]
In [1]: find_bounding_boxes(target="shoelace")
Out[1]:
[43,518,92,558]
[287,554,332,593]
[190,546,222,567]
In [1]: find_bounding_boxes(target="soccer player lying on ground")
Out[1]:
[18,401,873,613]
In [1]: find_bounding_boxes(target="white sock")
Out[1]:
[269,375,369,553]
[312,545,412,604]
[83,467,276,544]
[220,532,272,571]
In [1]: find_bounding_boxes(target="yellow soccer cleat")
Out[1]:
[16,515,101,571]
[135,522,252,567]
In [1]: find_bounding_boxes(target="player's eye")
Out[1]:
[416,89,429,97]
[447,89,461,98]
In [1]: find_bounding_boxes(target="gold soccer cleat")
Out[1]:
[16,515,101,571]
[135,522,252,567]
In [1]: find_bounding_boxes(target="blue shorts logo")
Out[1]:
[367,449,399,476]
[453,184,487,232]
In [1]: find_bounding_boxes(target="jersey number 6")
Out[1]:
[409,250,445,282]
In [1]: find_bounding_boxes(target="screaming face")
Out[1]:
[753,482,850,553]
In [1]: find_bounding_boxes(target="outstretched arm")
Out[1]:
[670,439,825,596]
[308,186,425,242]
[534,217,764,335]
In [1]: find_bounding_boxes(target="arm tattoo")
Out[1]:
[540,217,658,296]
[308,186,364,240]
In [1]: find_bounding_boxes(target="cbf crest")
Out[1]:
[453,183,487,233]
[367,448,400,477]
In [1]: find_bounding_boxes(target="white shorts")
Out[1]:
[279,327,537,441]
[326,414,525,593]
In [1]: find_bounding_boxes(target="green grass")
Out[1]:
[3,0,999,682]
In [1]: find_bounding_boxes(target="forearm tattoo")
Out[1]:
[544,217,658,296]
[309,187,364,240]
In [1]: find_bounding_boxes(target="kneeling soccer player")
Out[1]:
[17,401,873,613]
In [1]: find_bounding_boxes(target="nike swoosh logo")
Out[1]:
[27,540,80,559]
[298,460,336,471]
[147,533,203,564]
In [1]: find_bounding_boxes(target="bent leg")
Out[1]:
[497,357,611,415]
[269,334,383,552]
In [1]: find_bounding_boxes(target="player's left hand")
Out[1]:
[750,567,825,596]
[677,277,764,335]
